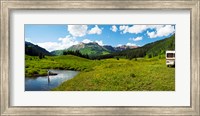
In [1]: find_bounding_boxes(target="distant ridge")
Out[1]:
[25,41,52,56]
[51,42,138,56]
[96,34,175,59]
[25,34,174,59]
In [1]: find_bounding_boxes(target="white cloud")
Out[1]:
[37,42,62,52]
[25,38,34,43]
[147,31,156,38]
[147,25,175,38]
[128,25,148,34]
[37,35,79,52]
[25,38,31,41]
[126,43,136,46]
[88,25,102,35]
[130,36,143,41]
[119,25,148,34]
[67,25,103,37]
[119,25,175,36]
[119,25,129,33]
[117,44,122,47]
[110,25,118,32]
[58,35,78,45]
[82,39,104,46]
[95,40,104,46]
[68,25,88,37]
[148,25,164,30]
[82,39,92,43]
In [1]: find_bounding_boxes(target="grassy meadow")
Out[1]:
[25,55,175,91]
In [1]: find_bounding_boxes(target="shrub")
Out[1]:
[130,73,136,78]
[148,54,152,58]
[25,65,29,68]
[116,57,119,60]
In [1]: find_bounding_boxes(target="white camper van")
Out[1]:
[166,50,175,67]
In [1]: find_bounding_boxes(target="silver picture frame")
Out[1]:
[1,0,199,115]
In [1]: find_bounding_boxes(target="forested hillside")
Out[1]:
[96,34,175,59]
[25,41,52,56]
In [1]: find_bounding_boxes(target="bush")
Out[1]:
[148,54,152,58]
[130,73,136,78]
[25,65,29,68]
[116,57,119,60]
[28,69,39,75]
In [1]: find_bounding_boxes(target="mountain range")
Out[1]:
[51,42,138,56]
[25,34,175,58]
[99,34,175,59]
[25,41,52,56]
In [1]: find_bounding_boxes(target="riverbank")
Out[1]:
[26,71,57,77]
[25,55,95,77]
[25,55,175,91]
[25,70,79,91]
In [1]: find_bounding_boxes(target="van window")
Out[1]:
[167,53,175,58]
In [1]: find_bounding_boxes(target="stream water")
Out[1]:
[25,70,79,91]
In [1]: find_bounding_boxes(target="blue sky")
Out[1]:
[25,24,175,52]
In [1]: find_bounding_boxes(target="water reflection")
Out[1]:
[48,76,50,85]
[25,70,79,91]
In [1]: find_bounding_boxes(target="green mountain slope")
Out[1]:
[51,49,66,56]
[51,42,139,56]
[98,34,175,59]
[25,41,52,56]
[103,45,116,52]
[146,34,175,56]
[51,34,174,59]
[52,42,110,56]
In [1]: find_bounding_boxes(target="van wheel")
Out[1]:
[167,65,169,67]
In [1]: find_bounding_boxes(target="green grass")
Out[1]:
[25,55,96,77]
[52,57,175,91]
[25,55,175,91]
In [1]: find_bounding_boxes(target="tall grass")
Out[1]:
[26,55,175,91]
[25,55,97,77]
[52,57,175,91]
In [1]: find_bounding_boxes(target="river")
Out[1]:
[25,70,79,91]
